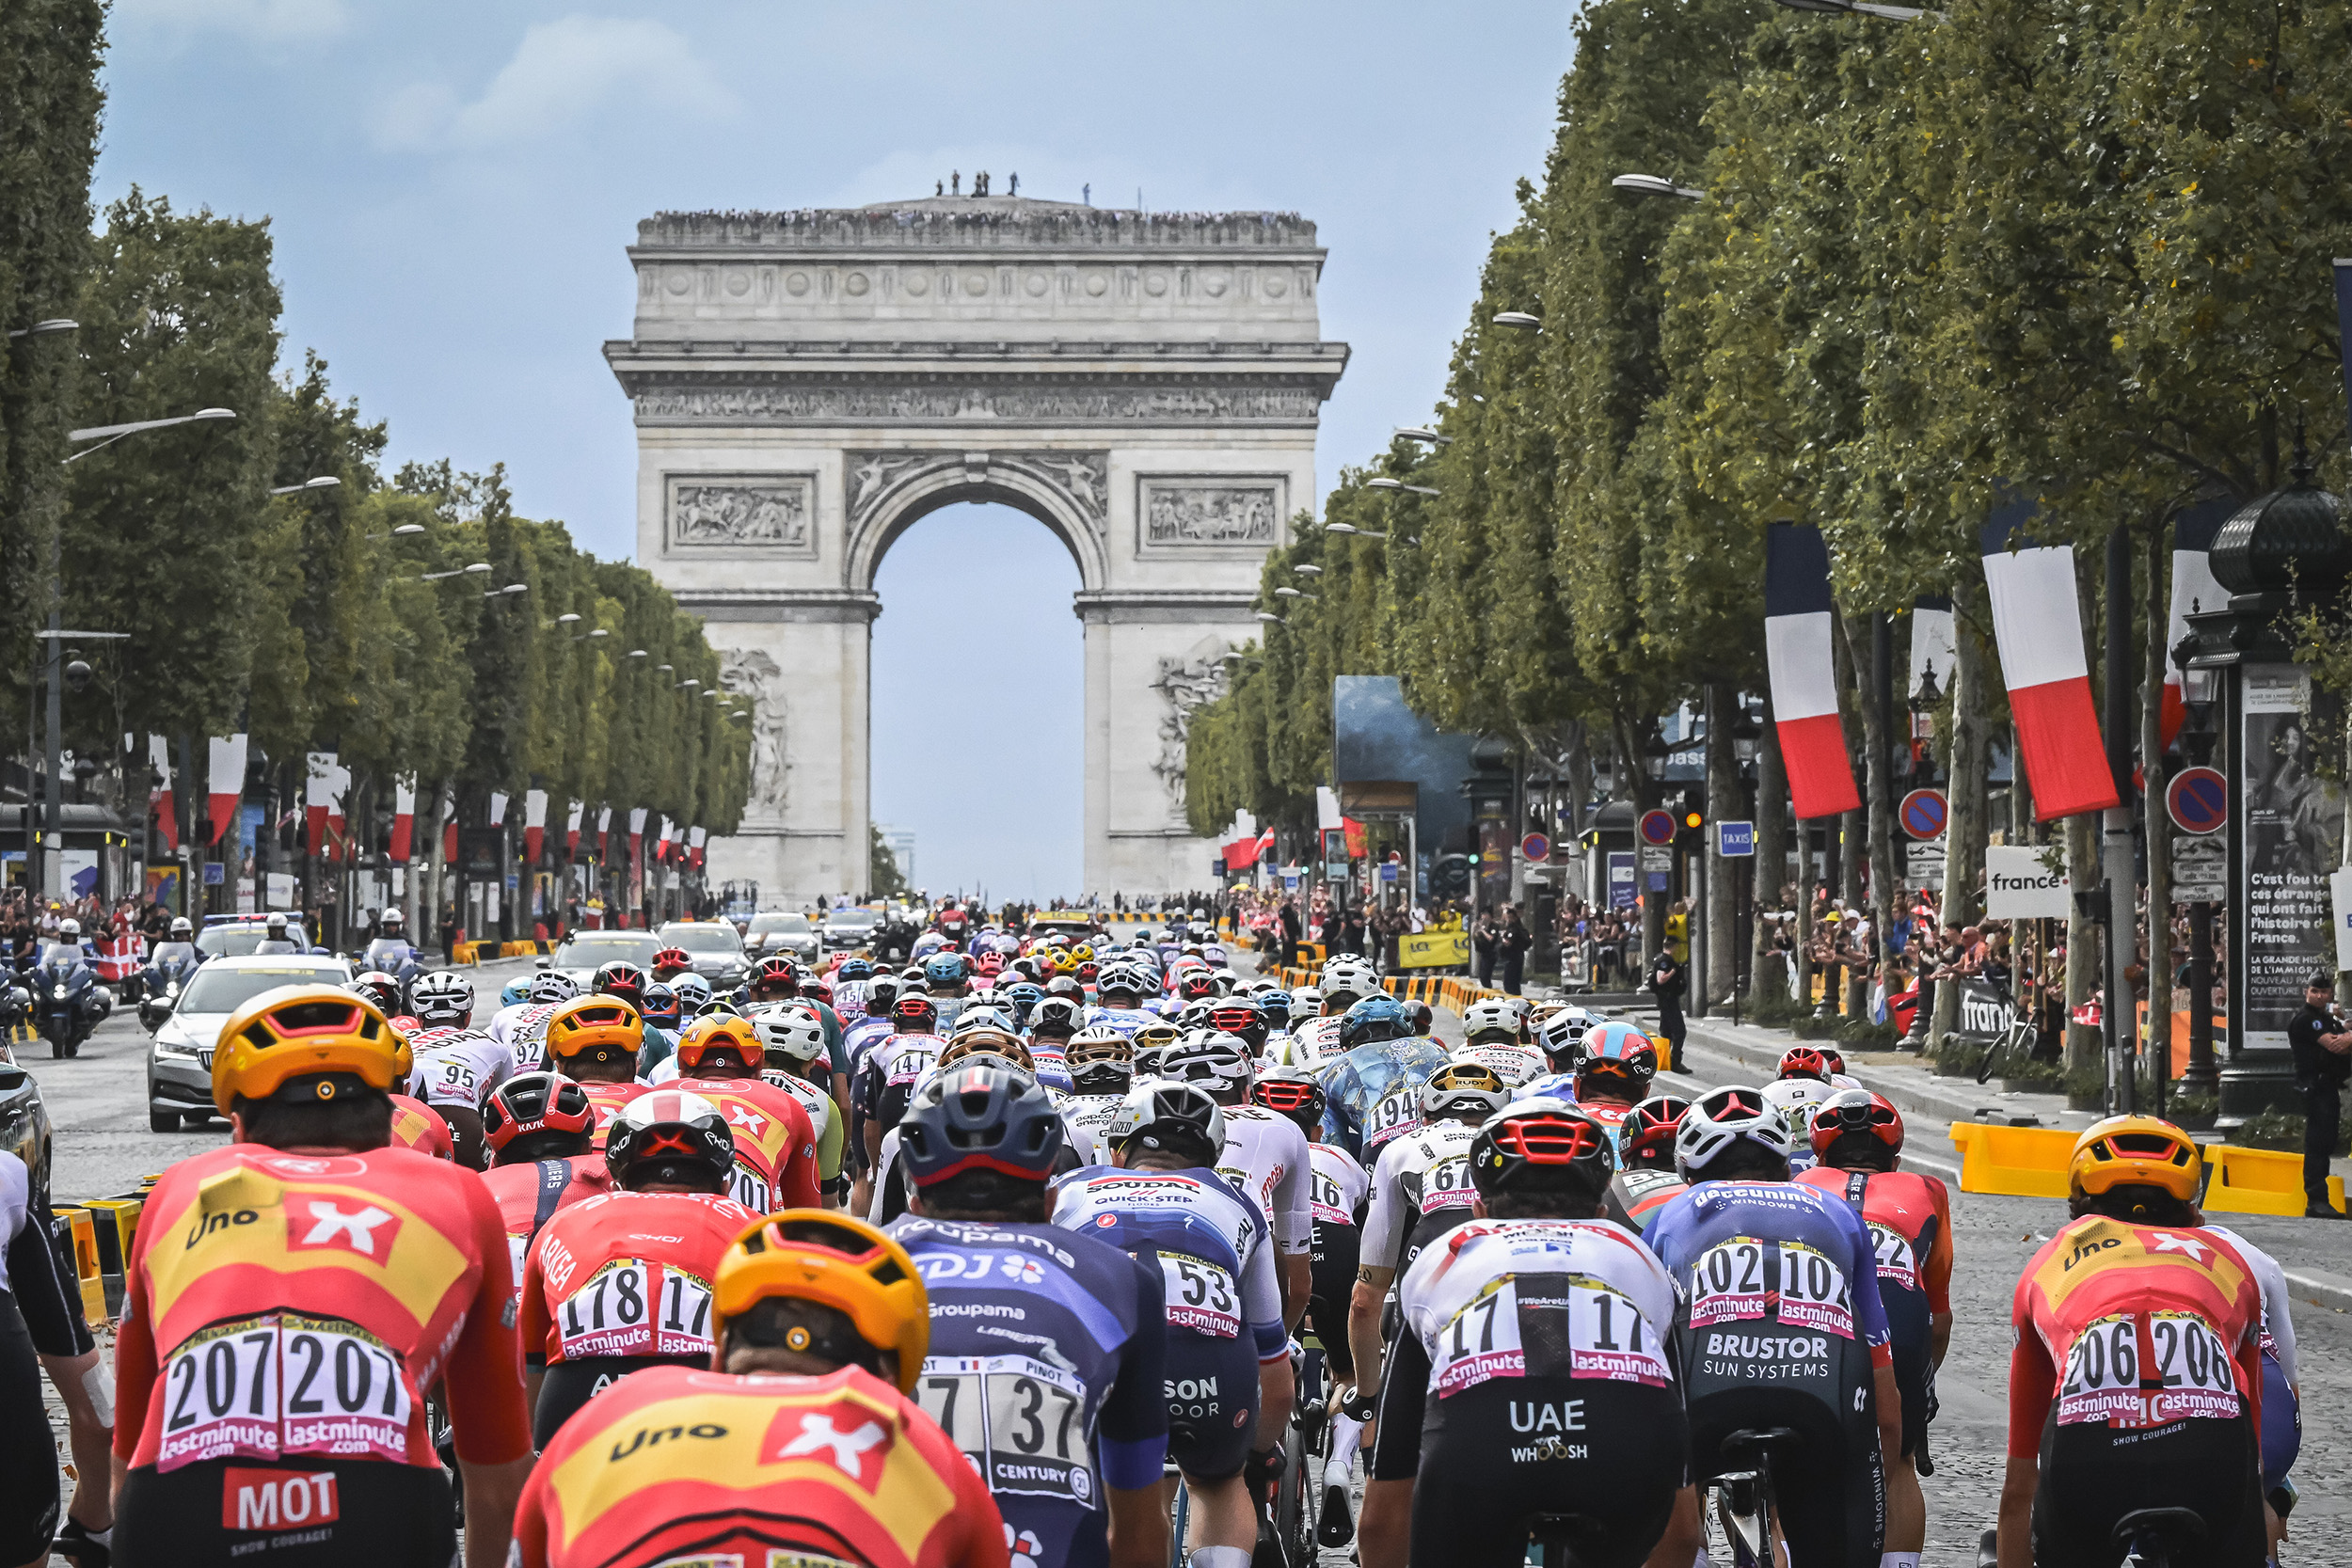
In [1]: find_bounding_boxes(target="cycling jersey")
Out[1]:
[1308,1140,1370,1231]
[628,1023,680,1079]
[1057,1091,1127,1161]
[387,1093,453,1158]
[405,1025,513,1111]
[2010,1216,2266,1567]
[1360,1120,1479,1275]
[1521,1071,1580,1104]
[665,1076,822,1213]
[488,1001,560,1072]
[519,1189,762,1446]
[1795,1164,1952,1458]
[1025,1036,1074,1092]
[1761,1080,1834,1171]
[2,1150,77,1567]
[1051,1165,1282,1481]
[1289,1015,1346,1064]
[113,1144,529,1566]
[1213,1103,1311,1256]
[886,1215,1169,1568]
[482,1154,611,1311]
[511,1363,1009,1568]
[2203,1224,2300,1495]
[760,1069,846,1185]
[1375,1218,1686,1568]
[1648,1180,1892,1568]
[1321,1035,1450,1162]
[1454,1041,1546,1087]
[1601,1167,1687,1237]
[855,1031,946,1138]
[842,1012,894,1072]
[571,1080,651,1149]
[1080,1005,1160,1037]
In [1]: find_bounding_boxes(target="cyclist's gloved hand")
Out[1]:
[1245,1446,1285,1495]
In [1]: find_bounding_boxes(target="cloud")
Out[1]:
[114,0,350,40]
[374,15,736,153]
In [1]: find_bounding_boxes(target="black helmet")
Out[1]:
[592,960,650,1010]
[1469,1097,1617,1202]
[898,1064,1065,1188]
[1041,974,1086,1006]
[604,1088,735,1192]
[1401,999,1435,1037]
[1249,1067,1326,1132]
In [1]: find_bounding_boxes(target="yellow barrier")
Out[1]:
[84,1196,142,1319]
[1948,1122,2078,1198]
[2202,1143,2346,1216]
[54,1207,105,1326]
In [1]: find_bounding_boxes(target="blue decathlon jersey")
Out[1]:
[887,1215,1168,1568]
[1319,1035,1451,1163]
[1522,1071,1581,1103]
[1051,1164,1287,1360]
[1081,1005,1162,1037]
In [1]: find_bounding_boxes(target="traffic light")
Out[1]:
[1674,788,1706,848]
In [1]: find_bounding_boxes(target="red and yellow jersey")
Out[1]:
[671,1075,822,1212]
[513,1364,1009,1568]
[519,1189,760,1368]
[2008,1214,2264,1456]
[571,1080,650,1149]
[388,1094,453,1159]
[113,1143,531,1473]
[1795,1165,1954,1315]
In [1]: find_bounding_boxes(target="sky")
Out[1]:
[92,0,1576,897]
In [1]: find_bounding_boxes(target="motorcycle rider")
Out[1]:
[253,911,302,955]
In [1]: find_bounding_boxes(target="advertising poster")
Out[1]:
[2242,666,2343,1048]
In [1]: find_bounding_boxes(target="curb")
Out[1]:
[1663,1013,2070,1132]
[2282,1268,2352,1314]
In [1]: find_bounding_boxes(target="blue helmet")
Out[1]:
[1339,993,1411,1051]
[640,982,680,1029]
[835,957,873,982]
[500,978,532,1007]
[1258,990,1295,1028]
[997,980,1044,1028]
[923,952,968,989]
[897,1063,1064,1187]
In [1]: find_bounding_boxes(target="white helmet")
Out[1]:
[1419,1059,1510,1121]
[1461,996,1523,1043]
[951,1004,1016,1037]
[1454,1040,1545,1087]
[753,1006,828,1066]
[1320,958,1378,1006]
[1290,985,1323,1015]
[1676,1085,1796,1177]
[527,970,580,1006]
[1258,1033,1316,1070]
[57,919,80,940]
[1536,1006,1596,1066]
[380,907,405,928]
[411,970,473,1026]
[1159,1030,1255,1095]
[1762,1077,1836,1139]
[1107,1078,1229,1163]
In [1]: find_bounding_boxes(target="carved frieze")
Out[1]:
[1136,476,1287,550]
[847,449,1109,539]
[666,475,817,556]
[634,382,1323,426]
[719,648,789,822]
[1149,655,1230,821]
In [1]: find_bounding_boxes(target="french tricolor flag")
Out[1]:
[389,778,416,863]
[566,802,584,862]
[1764,523,1860,820]
[2161,495,2233,754]
[1982,499,2119,819]
[207,734,248,847]
[524,789,548,865]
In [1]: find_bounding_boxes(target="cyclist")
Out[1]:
[1084,965,1161,1037]
[888,1065,1172,1568]
[543,994,651,1145]
[1250,1065,1370,1549]
[751,1006,847,1202]
[1647,1085,1909,1568]
[1320,994,1449,1164]
[1795,1088,1953,1521]
[1061,1025,1136,1155]
[1160,1031,1312,1325]
[920,951,972,1033]
[747,955,847,1081]
[6,1144,110,1568]
[1998,1117,2266,1568]
[1362,1100,1697,1568]
[1454,998,1545,1087]
[1563,1022,1657,1150]
[1764,1046,1841,1173]
[1053,1080,1292,1568]
[388,1090,455,1159]
[517,1090,762,1446]
[511,1211,1009,1568]
[648,945,695,984]
[852,993,947,1212]
[405,969,513,1167]
[1600,1093,1690,1236]
[112,985,532,1568]
[668,1014,824,1214]
[580,962,662,1074]
[479,1072,612,1311]
[2196,1218,2301,1563]
[488,970,579,1074]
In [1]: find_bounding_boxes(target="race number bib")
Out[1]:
[418,1055,478,1107]
[1310,1166,1354,1227]
[914,1354,1095,1504]
[725,1161,775,1214]
[1416,1156,1475,1215]
[159,1314,414,1472]
[1774,1243,1854,1338]
[2058,1313,2149,1427]
[1867,1222,1918,1294]
[1431,1280,1526,1397]
[1565,1278,1671,1387]
[1157,1251,1241,1339]
[2146,1311,2241,1421]
[2060,1312,2241,1427]
[1688,1237,1770,1327]
[556,1259,715,1360]
[1363,1086,1421,1153]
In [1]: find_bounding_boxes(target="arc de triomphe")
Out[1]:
[606,196,1347,903]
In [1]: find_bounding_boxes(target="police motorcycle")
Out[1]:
[135,923,205,1029]
[358,909,425,1007]
[35,926,111,1058]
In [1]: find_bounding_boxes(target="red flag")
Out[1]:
[1342,816,1367,858]
[326,764,350,862]
[524,789,548,864]
[689,826,707,868]
[444,819,459,866]
[149,735,179,852]
[628,807,647,863]
[1223,837,1257,871]
[389,778,416,863]
[566,802,583,861]
[207,735,248,847]
[1982,502,2119,819]
[1764,524,1862,820]
[305,753,336,858]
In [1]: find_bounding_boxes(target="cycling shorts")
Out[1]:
[1369,1331,1685,1568]
[117,1456,453,1568]
[1165,1329,1260,1482]
[2260,1355,2299,1494]
[1307,1219,1359,1380]
[534,1354,709,1449]
[1688,1385,1883,1568]
[0,1291,60,1568]
[2032,1411,2264,1568]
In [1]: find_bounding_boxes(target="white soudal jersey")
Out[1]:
[1293,1016,1346,1063]
[760,1070,834,1143]
[1456,1042,1546,1087]
[1762,1079,1835,1168]
[1362,1120,1481,1273]
[488,1001,559,1072]
[406,1027,513,1110]
[1059,1091,1128,1158]
[1049,1165,1283,1353]
[1309,1141,1371,1228]
[1214,1104,1311,1254]
[1398,1218,1677,1400]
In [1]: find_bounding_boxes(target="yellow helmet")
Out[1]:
[1070,942,1096,964]
[2068,1116,2203,1202]
[545,995,645,1065]
[1051,949,1081,974]
[675,1013,763,1074]
[936,1028,1032,1070]
[212,985,411,1115]
[713,1210,929,1391]
[1133,1022,1181,1053]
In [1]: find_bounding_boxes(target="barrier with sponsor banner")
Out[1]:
[1395,930,1471,970]
[1269,964,1675,1071]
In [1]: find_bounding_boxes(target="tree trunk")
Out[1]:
[1705,682,1740,1006]
[2142,520,2171,1089]
[1755,696,1789,1002]
[2065,812,2100,1079]
[1841,613,1899,1019]
[1932,578,1994,1054]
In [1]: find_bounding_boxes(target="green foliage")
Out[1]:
[869,825,908,900]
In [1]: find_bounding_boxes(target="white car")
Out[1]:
[145,955,353,1132]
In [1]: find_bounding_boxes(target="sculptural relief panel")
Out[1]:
[1136,476,1288,553]
[665,474,818,557]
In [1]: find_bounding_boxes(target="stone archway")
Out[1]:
[607,194,1347,903]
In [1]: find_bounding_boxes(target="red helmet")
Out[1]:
[1808,1088,1904,1162]
[650,946,694,979]
[1778,1046,1832,1083]
[1620,1094,1692,1166]
[482,1072,596,1154]
[891,993,939,1032]
[751,955,800,997]
[805,978,834,1006]
[1177,971,1216,1002]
